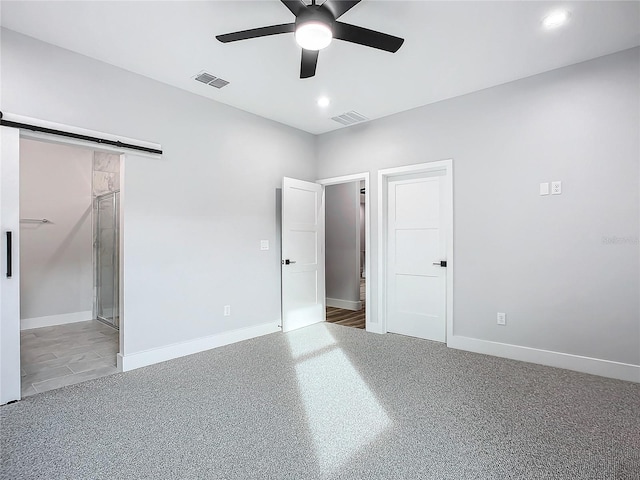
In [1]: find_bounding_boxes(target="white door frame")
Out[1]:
[377,160,454,340]
[0,113,161,404]
[317,172,371,332]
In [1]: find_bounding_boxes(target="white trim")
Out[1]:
[377,172,385,334]
[326,298,363,311]
[21,310,93,330]
[119,322,280,372]
[118,154,126,364]
[447,335,640,383]
[316,172,371,332]
[317,172,368,186]
[377,160,454,339]
[3,112,161,159]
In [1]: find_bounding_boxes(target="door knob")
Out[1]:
[432,260,447,267]
[282,259,297,265]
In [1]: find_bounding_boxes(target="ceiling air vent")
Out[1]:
[194,71,229,89]
[331,111,368,126]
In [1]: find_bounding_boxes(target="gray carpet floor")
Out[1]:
[1,323,639,479]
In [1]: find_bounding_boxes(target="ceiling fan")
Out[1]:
[216,0,404,79]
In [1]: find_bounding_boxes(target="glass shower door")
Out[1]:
[95,191,119,329]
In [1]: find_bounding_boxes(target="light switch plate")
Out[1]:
[539,182,550,196]
[551,181,562,195]
[260,240,269,251]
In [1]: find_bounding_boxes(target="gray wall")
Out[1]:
[2,29,316,354]
[316,48,640,366]
[325,182,360,307]
[19,139,93,321]
[3,28,638,368]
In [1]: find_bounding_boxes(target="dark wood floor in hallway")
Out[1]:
[325,279,366,329]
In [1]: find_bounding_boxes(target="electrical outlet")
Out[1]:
[260,240,269,251]
[551,181,562,195]
[224,305,231,316]
[497,312,506,325]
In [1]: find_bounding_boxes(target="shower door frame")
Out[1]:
[94,190,120,329]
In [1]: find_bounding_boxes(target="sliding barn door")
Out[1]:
[0,126,21,404]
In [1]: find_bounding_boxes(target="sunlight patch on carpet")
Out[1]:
[287,325,391,476]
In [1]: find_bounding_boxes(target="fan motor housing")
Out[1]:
[295,7,335,30]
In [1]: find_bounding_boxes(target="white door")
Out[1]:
[281,177,325,332]
[0,126,21,404]
[387,174,446,342]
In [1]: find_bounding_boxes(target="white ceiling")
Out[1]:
[1,1,639,135]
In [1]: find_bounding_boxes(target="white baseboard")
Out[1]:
[326,298,362,311]
[21,310,93,330]
[119,322,280,372]
[447,335,640,383]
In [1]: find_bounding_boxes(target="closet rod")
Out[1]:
[21,218,50,224]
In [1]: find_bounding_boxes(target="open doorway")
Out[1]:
[280,173,370,334]
[19,139,121,397]
[324,181,366,329]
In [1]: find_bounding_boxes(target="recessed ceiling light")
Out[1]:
[317,96,330,108]
[542,10,570,29]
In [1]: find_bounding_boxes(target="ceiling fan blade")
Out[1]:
[281,0,307,17]
[320,1,362,19]
[333,22,404,53]
[300,49,319,79]
[216,23,295,43]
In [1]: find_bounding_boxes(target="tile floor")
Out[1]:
[21,320,119,398]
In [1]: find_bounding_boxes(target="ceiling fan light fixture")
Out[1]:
[295,21,332,50]
[216,0,405,79]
